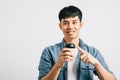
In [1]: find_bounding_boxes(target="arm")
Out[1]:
[77,46,116,80]
[94,60,115,80]
[38,48,60,80]
[41,63,61,80]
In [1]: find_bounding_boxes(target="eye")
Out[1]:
[63,22,68,25]
[73,21,77,25]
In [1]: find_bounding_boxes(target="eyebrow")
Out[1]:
[63,20,68,23]
[63,20,77,22]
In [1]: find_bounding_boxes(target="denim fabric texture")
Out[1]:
[38,39,112,80]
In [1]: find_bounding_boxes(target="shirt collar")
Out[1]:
[61,38,85,48]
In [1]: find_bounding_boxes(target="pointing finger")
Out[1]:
[76,46,86,55]
[76,46,84,52]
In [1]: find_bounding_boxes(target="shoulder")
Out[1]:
[43,42,62,52]
[81,40,101,57]
[40,41,64,63]
[84,44,99,53]
[41,41,63,56]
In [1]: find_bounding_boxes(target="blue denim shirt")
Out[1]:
[38,39,112,80]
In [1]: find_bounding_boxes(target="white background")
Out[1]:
[0,0,120,80]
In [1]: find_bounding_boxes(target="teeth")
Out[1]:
[69,31,73,32]
[66,30,75,34]
[67,31,73,32]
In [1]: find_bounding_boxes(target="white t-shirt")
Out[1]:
[67,48,78,80]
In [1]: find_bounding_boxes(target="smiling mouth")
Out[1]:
[66,31,75,34]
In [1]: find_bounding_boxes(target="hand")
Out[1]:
[77,46,98,65]
[56,48,75,68]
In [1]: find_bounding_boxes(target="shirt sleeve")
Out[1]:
[93,48,113,76]
[38,47,53,80]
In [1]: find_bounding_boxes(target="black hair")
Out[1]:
[58,5,83,22]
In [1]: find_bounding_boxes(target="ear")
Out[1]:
[80,22,84,28]
[59,23,62,30]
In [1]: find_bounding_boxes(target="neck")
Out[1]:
[64,37,80,47]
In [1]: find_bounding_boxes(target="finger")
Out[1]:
[80,53,87,59]
[60,52,75,58]
[86,59,90,63]
[61,48,72,53]
[59,54,75,59]
[60,55,74,62]
[80,55,90,63]
[61,49,69,53]
[76,46,86,55]
[63,59,74,62]
[82,57,87,62]
[76,46,85,53]
[64,56,74,61]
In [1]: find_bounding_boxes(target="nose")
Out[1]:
[68,22,73,29]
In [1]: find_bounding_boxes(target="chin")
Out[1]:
[68,36,76,39]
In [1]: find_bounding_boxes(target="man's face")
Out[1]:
[59,16,83,39]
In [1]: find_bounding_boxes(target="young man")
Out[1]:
[38,5,116,80]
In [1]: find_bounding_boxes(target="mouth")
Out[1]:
[66,30,75,34]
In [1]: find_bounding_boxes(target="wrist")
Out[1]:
[55,62,63,69]
[93,59,100,67]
